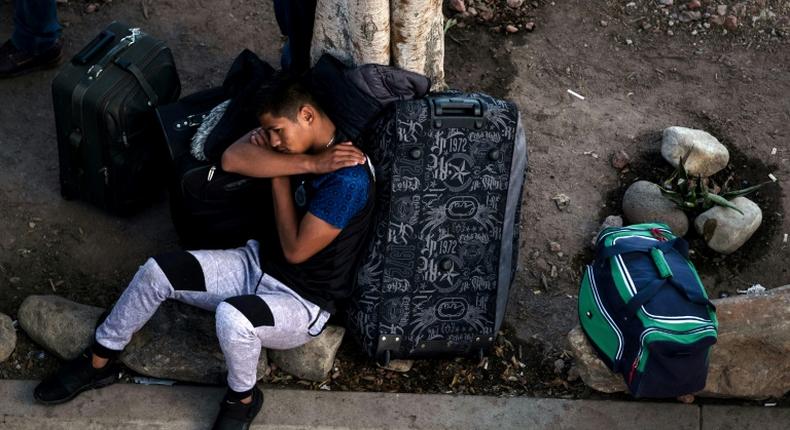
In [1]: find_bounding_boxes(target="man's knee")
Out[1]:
[149,251,206,292]
[132,258,172,300]
[216,295,275,338]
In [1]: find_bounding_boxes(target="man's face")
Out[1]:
[259,110,312,154]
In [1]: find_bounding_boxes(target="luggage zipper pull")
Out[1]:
[207,166,216,182]
[99,167,109,185]
[121,132,129,148]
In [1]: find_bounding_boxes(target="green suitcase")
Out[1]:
[53,22,180,213]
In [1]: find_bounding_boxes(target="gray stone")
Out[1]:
[694,197,762,254]
[591,215,624,247]
[661,126,730,177]
[121,301,269,385]
[699,285,790,399]
[0,313,16,362]
[269,325,345,382]
[18,295,104,360]
[568,286,790,399]
[567,326,627,393]
[622,181,689,236]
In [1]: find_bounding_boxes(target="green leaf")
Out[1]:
[444,18,458,33]
[707,193,744,215]
[721,181,770,200]
[678,155,689,181]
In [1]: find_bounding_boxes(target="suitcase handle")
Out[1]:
[430,97,485,129]
[86,28,144,80]
[72,30,116,65]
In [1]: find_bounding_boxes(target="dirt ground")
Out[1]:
[1,0,788,402]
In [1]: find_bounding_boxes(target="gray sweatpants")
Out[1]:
[94,240,330,392]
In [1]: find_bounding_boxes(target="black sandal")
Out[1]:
[33,349,120,405]
[211,385,264,430]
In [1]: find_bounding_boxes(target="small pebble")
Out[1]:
[506,25,519,33]
[687,0,702,11]
[554,359,565,374]
[724,15,738,31]
[717,5,727,16]
[600,20,609,27]
[549,241,562,253]
[611,150,630,170]
[85,3,98,13]
[524,21,536,31]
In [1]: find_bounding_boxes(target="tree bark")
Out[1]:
[311,0,445,89]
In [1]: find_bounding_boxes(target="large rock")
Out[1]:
[268,325,345,382]
[0,313,16,363]
[568,286,790,399]
[18,295,269,385]
[18,295,103,360]
[700,285,790,399]
[120,301,268,385]
[622,180,689,236]
[567,327,627,393]
[661,126,730,177]
[694,197,762,254]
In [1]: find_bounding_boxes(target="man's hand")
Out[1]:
[223,134,366,178]
[249,127,270,149]
[309,142,367,174]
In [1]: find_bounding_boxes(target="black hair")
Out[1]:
[255,72,323,121]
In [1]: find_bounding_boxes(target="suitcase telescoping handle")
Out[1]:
[72,30,116,65]
[86,28,144,81]
[430,97,485,129]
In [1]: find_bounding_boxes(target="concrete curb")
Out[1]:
[0,380,785,429]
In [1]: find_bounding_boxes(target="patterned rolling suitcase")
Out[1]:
[53,22,180,213]
[349,92,528,364]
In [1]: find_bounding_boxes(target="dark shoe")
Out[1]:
[0,38,63,78]
[211,386,264,430]
[33,349,120,405]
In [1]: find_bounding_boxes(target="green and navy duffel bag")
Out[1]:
[578,223,718,398]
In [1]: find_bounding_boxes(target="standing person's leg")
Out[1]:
[34,241,265,405]
[0,0,62,77]
[12,0,61,54]
[272,0,317,74]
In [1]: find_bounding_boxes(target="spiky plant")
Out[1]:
[659,156,770,215]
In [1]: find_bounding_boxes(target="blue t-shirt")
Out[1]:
[296,164,370,229]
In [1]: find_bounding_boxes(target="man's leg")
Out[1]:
[34,241,264,404]
[211,273,329,429]
[1,0,62,77]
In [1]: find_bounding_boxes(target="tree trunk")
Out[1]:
[311,0,445,89]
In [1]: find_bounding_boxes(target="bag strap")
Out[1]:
[621,277,714,315]
[595,237,687,263]
[114,58,159,107]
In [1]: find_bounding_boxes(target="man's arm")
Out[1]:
[270,177,342,264]
[221,130,366,177]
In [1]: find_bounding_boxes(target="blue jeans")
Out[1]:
[12,0,60,54]
[272,0,316,73]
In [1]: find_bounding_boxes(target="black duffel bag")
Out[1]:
[155,50,276,249]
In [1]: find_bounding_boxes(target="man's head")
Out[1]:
[255,74,334,154]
